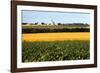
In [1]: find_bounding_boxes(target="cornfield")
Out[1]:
[22,40,90,62]
[22,25,90,62]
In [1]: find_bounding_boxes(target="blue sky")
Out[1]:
[21,10,90,24]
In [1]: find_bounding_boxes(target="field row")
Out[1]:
[22,40,90,62]
[22,32,90,42]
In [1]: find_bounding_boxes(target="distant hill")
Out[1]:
[22,23,89,27]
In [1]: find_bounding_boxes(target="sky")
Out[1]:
[21,10,90,24]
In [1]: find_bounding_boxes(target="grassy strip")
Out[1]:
[22,25,90,33]
[22,40,90,62]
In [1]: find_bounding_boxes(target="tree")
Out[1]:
[22,23,27,25]
[58,23,62,25]
[34,22,38,25]
[41,22,46,25]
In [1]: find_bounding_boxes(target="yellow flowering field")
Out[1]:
[22,32,89,42]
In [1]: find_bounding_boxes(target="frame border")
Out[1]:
[11,1,97,73]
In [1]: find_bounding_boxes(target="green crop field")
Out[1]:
[22,40,90,62]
